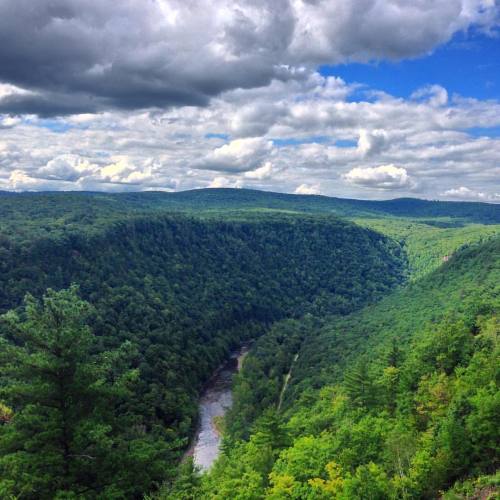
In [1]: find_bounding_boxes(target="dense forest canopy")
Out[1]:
[0,189,498,499]
[182,238,499,499]
[0,203,406,498]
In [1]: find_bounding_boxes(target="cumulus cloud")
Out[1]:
[357,129,390,157]
[0,0,497,115]
[208,176,243,189]
[289,0,498,63]
[6,169,72,191]
[244,161,274,180]
[441,186,500,202]
[195,138,273,172]
[0,69,499,200]
[37,155,97,181]
[294,183,321,195]
[343,164,415,190]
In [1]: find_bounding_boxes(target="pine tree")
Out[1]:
[344,358,376,408]
[0,286,170,499]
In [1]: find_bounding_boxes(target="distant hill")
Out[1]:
[167,188,500,223]
[1,189,499,242]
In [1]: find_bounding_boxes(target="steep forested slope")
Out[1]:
[191,238,499,499]
[0,212,405,498]
[350,217,500,279]
[2,188,497,284]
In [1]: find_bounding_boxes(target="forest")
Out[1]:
[0,188,498,499]
[166,235,500,499]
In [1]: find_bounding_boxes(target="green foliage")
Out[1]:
[0,189,498,497]
[1,188,499,245]
[351,217,500,279]
[0,210,406,497]
[442,471,500,499]
[226,317,315,440]
[0,287,171,499]
[201,239,499,499]
[343,357,377,408]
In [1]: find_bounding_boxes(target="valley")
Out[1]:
[0,188,498,499]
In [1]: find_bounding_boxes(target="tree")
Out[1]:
[0,286,168,499]
[344,358,376,408]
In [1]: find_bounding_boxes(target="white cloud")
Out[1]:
[0,83,33,100]
[6,169,73,191]
[208,176,243,188]
[294,183,321,195]
[0,70,499,201]
[0,1,497,115]
[0,115,21,129]
[37,155,97,181]
[343,164,414,190]
[441,186,500,202]
[195,138,273,172]
[357,129,390,157]
[411,84,449,107]
[244,161,274,180]
[288,1,498,64]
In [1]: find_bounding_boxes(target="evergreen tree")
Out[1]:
[344,358,376,408]
[0,286,169,499]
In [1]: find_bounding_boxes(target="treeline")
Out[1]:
[2,189,500,245]
[0,213,405,498]
[177,238,499,499]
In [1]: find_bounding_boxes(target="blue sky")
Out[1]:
[322,31,499,101]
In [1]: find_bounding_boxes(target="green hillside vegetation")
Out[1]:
[0,189,498,498]
[0,212,405,498]
[2,188,497,283]
[172,238,500,499]
[1,189,499,245]
[351,217,500,279]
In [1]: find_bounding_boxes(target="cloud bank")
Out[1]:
[343,165,415,190]
[0,0,498,115]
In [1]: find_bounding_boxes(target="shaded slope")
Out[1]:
[291,236,500,396]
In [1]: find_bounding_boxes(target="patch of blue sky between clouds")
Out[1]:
[24,118,76,133]
[272,136,331,147]
[205,133,230,140]
[320,31,499,101]
[466,126,500,138]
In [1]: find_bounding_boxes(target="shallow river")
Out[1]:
[189,345,249,470]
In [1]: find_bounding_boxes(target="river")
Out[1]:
[187,344,250,471]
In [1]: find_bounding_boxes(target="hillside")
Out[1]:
[191,238,499,499]
[0,212,405,498]
[349,217,500,279]
[2,188,498,281]
[0,190,498,498]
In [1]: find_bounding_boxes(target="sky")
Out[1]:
[0,0,499,202]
